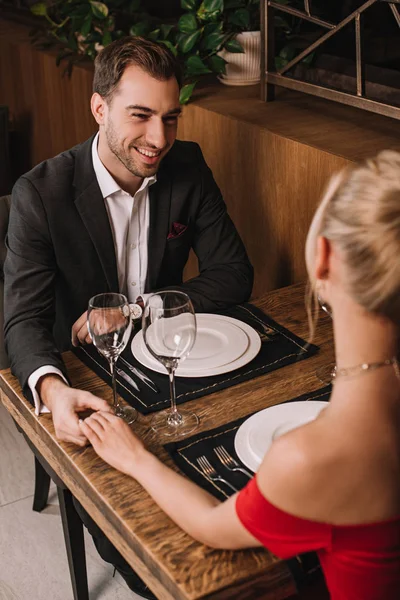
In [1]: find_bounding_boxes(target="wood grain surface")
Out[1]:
[0,283,333,599]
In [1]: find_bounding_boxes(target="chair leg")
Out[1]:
[57,487,89,600]
[32,455,51,512]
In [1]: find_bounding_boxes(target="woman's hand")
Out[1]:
[79,411,146,477]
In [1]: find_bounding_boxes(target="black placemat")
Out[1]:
[74,303,319,415]
[165,385,332,592]
[164,385,332,500]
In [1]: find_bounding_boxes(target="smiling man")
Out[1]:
[4,37,252,598]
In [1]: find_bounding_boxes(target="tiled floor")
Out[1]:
[0,402,140,600]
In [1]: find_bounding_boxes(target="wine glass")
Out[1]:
[87,293,137,424]
[142,290,199,437]
[315,295,336,384]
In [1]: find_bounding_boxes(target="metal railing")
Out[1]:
[262,0,400,120]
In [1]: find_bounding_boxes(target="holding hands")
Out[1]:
[79,411,145,476]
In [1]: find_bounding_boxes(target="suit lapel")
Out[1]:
[73,137,119,292]
[146,169,172,292]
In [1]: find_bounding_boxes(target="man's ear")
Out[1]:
[91,93,107,125]
[315,236,331,281]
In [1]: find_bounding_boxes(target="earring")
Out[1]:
[316,281,332,317]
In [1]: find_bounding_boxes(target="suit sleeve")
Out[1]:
[176,147,254,312]
[4,177,68,403]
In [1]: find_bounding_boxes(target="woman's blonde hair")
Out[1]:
[305,150,400,336]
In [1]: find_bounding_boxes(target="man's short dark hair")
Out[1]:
[93,36,182,101]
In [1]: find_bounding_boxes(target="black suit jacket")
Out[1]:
[4,136,253,400]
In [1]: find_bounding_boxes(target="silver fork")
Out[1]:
[197,456,238,493]
[214,446,253,479]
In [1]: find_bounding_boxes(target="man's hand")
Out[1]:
[71,310,91,347]
[38,375,112,446]
[80,411,146,476]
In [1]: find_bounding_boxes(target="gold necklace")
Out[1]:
[332,357,400,380]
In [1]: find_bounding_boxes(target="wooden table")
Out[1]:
[0,283,334,600]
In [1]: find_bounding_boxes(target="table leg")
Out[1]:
[32,456,51,512]
[57,486,89,600]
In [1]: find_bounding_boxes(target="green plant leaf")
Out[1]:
[275,56,286,70]
[229,8,250,28]
[90,2,109,19]
[203,0,224,12]
[102,30,112,46]
[185,55,212,76]
[160,40,178,56]
[202,31,225,50]
[207,54,227,74]
[179,30,202,53]
[160,23,174,39]
[30,2,47,17]
[179,81,196,104]
[81,14,93,38]
[224,38,244,52]
[302,51,315,66]
[148,29,160,41]
[178,12,198,33]
[279,44,296,61]
[181,0,198,9]
[130,21,150,36]
[130,0,142,10]
[203,22,223,35]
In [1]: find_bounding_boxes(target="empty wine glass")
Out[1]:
[87,293,137,424]
[142,290,199,437]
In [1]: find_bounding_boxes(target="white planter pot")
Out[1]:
[218,31,261,86]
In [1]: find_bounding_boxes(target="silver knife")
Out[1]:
[119,357,160,393]
[115,367,140,392]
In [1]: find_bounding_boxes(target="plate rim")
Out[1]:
[131,313,261,378]
[234,401,328,473]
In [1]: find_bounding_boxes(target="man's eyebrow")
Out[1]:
[126,105,155,114]
[126,105,182,116]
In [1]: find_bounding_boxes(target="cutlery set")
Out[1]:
[197,446,252,493]
[118,356,159,393]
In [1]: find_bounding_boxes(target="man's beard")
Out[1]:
[105,120,161,178]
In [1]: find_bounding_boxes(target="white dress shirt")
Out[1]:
[28,133,156,414]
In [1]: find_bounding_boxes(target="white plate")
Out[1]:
[131,314,261,377]
[234,401,328,473]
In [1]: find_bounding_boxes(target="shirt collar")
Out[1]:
[92,132,157,199]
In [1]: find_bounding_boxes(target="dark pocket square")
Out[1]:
[167,222,188,240]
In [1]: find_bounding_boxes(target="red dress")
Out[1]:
[236,477,400,600]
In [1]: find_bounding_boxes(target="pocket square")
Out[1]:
[167,222,188,240]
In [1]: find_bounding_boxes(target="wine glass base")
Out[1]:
[150,409,199,437]
[115,405,138,425]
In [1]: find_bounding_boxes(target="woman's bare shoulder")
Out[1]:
[255,421,349,522]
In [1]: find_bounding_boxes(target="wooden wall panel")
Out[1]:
[0,19,95,177]
[179,106,348,297]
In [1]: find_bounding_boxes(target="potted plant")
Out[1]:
[218,0,261,86]
[28,0,261,101]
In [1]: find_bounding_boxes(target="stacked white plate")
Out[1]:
[131,314,261,377]
[234,401,328,473]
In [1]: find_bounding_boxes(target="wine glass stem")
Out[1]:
[167,367,179,416]
[109,357,119,410]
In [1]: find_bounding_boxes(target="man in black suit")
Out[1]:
[4,37,252,598]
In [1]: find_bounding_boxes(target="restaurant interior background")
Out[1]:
[1,2,400,600]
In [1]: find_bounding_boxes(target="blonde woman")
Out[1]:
[80,151,400,599]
